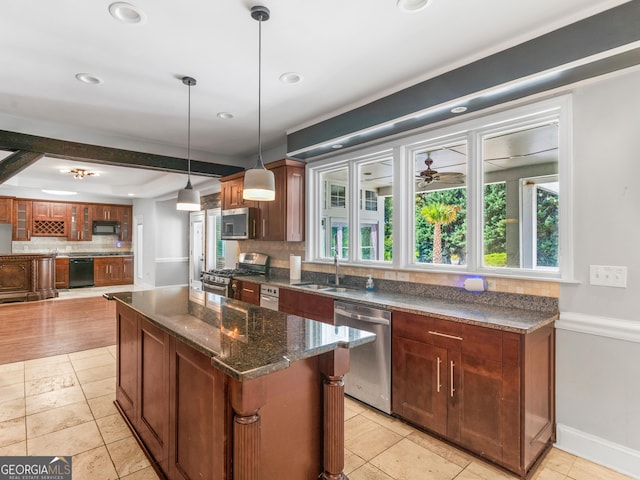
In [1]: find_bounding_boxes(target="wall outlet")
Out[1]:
[589,265,627,288]
[383,271,397,280]
[397,272,410,281]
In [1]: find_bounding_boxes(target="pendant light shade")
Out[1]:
[243,5,275,202]
[244,167,275,201]
[176,76,201,211]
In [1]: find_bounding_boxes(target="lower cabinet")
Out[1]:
[94,256,133,286]
[232,279,260,305]
[279,288,334,324]
[0,254,57,302]
[55,257,69,289]
[116,304,228,479]
[392,311,555,477]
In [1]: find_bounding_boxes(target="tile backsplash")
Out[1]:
[13,235,132,254]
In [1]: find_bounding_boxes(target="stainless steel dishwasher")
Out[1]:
[334,300,391,414]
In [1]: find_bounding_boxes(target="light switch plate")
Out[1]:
[589,265,627,288]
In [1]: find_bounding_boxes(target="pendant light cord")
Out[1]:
[257,15,264,169]
[187,80,192,184]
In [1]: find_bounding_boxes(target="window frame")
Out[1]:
[306,95,573,282]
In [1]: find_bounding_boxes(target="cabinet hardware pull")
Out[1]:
[450,361,455,398]
[436,356,442,393]
[428,331,463,341]
[242,288,254,293]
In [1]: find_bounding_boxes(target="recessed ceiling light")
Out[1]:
[75,73,103,85]
[331,144,343,149]
[397,0,432,12]
[451,106,468,114]
[108,2,146,24]
[279,72,303,84]
[42,190,77,196]
[217,112,234,120]
[128,193,135,197]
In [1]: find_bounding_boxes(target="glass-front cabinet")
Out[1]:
[68,204,92,241]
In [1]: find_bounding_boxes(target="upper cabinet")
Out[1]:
[10,199,132,242]
[68,204,92,241]
[219,159,305,242]
[12,199,32,240]
[93,204,118,221]
[0,197,14,224]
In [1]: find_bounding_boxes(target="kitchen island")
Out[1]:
[110,286,375,480]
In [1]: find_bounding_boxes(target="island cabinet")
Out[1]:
[113,288,374,480]
[392,311,555,478]
[279,287,335,324]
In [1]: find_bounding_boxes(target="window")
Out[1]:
[307,97,570,280]
[481,120,559,272]
[413,140,467,265]
[358,157,392,262]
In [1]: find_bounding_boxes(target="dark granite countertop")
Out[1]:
[235,276,558,334]
[110,286,375,381]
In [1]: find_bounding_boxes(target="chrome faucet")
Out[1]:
[334,253,340,286]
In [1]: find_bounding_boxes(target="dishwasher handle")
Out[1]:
[334,305,390,326]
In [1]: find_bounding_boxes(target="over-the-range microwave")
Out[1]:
[221,207,256,240]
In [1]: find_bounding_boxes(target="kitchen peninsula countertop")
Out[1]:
[110,286,375,381]
[235,275,558,334]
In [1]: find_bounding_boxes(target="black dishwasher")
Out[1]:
[69,258,94,288]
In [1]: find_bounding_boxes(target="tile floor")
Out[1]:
[0,302,633,480]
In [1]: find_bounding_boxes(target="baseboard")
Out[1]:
[556,424,640,479]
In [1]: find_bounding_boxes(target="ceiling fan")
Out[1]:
[416,152,465,187]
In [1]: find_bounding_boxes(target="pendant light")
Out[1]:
[176,76,201,211]
[243,5,275,202]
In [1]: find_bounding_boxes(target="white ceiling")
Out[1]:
[0,0,628,199]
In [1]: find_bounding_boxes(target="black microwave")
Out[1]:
[92,220,121,236]
[221,207,256,240]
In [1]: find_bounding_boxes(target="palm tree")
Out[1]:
[420,203,461,264]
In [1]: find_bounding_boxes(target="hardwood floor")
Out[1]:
[0,296,116,364]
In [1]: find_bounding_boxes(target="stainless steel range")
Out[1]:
[201,252,269,297]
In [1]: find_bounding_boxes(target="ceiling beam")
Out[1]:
[0,130,243,181]
[0,150,44,183]
[287,1,640,159]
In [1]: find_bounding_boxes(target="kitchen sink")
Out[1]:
[296,283,332,290]
[324,287,348,292]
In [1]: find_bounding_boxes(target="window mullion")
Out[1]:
[467,132,482,271]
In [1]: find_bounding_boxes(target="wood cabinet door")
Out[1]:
[169,340,228,480]
[238,280,260,305]
[454,325,507,460]
[118,206,132,241]
[55,257,69,289]
[0,197,13,223]
[116,304,138,423]
[278,288,299,315]
[299,291,334,324]
[12,200,32,240]
[392,336,448,436]
[93,258,110,286]
[0,259,31,294]
[138,318,170,472]
[259,166,286,241]
[123,257,134,283]
[68,204,92,241]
